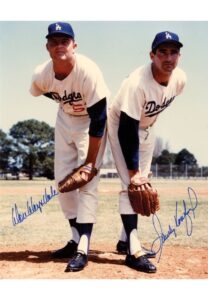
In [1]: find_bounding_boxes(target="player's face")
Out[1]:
[150,44,181,75]
[46,35,77,61]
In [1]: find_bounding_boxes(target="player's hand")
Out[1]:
[58,163,97,193]
[128,177,160,216]
[80,163,94,181]
[128,170,142,185]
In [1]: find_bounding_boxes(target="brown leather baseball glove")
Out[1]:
[58,164,98,193]
[128,177,160,216]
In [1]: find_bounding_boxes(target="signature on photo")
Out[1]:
[11,186,59,226]
[151,187,198,262]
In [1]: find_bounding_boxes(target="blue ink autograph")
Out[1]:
[12,186,59,226]
[151,187,198,262]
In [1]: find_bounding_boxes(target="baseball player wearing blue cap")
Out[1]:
[108,31,186,273]
[30,22,110,272]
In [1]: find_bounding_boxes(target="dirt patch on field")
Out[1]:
[0,243,207,279]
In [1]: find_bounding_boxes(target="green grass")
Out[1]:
[0,179,207,248]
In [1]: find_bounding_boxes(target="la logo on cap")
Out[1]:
[165,32,172,39]
[55,23,62,31]
[46,22,75,39]
[165,31,172,40]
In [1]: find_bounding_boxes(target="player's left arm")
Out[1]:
[118,111,142,182]
[176,68,187,95]
[82,60,109,169]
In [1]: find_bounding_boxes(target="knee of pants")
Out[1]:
[77,175,99,223]
[58,190,79,220]
[76,190,98,223]
[119,190,135,215]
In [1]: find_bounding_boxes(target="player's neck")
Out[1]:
[53,57,76,80]
[151,64,171,86]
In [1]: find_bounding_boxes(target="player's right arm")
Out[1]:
[79,56,110,169]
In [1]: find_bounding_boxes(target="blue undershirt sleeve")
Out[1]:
[118,111,139,170]
[87,98,107,137]
[43,93,54,99]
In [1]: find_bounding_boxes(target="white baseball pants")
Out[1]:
[55,108,107,223]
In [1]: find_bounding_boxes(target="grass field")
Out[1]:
[0,178,208,280]
[0,178,207,249]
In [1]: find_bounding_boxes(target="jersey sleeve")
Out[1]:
[87,97,107,137]
[29,61,51,97]
[83,62,110,108]
[30,74,44,96]
[118,111,139,170]
[176,68,187,95]
[117,76,145,121]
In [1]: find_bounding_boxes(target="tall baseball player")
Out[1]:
[108,31,186,273]
[30,22,110,272]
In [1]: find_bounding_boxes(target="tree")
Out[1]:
[9,119,54,180]
[0,129,13,172]
[174,148,198,176]
[175,148,197,166]
[201,167,208,177]
[155,149,176,165]
[40,156,54,179]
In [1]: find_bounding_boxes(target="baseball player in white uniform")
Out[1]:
[30,22,110,272]
[108,31,186,273]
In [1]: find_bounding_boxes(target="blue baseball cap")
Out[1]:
[151,31,183,51]
[46,22,75,39]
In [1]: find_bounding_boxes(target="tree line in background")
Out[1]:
[0,120,54,180]
[0,119,207,180]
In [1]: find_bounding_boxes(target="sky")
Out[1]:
[0,4,208,168]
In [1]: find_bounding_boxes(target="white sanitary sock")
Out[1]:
[77,235,89,254]
[129,229,143,255]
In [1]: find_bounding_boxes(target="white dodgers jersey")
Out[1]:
[110,63,186,128]
[30,54,110,116]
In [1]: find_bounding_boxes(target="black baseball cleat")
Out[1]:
[142,246,156,259]
[116,240,156,258]
[116,240,128,254]
[51,240,78,259]
[65,251,88,272]
[125,254,157,273]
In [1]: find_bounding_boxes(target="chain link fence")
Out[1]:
[151,164,208,179]
[100,164,208,179]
